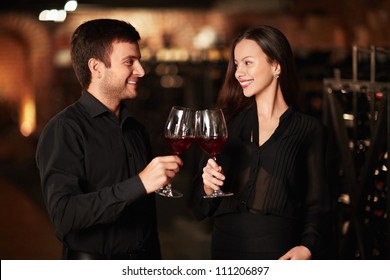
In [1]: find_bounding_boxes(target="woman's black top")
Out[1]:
[193,104,329,259]
[36,91,160,258]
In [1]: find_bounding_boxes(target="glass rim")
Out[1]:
[196,108,223,112]
[171,106,194,111]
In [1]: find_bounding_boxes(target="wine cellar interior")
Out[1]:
[323,46,390,259]
[1,0,390,260]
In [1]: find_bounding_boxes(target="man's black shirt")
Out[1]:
[36,91,160,258]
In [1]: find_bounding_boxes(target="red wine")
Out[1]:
[165,136,195,155]
[197,136,227,157]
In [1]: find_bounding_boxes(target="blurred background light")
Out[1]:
[64,0,78,12]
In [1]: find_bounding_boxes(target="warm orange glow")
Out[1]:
[19,94,36,137]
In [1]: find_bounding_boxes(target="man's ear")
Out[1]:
[88,57,102,79]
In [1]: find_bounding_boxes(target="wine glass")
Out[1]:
[196,108,233,198]
[155,106,195,198]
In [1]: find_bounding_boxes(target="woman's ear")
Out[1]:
[273,63,281,76]
[273,63,280,79]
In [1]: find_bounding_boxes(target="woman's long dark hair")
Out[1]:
[216,25,300,121]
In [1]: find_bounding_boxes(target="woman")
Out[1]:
[193,26,329,260]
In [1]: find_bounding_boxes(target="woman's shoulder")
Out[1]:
[285,109,325,137]
[292,109,323,126]
[228,104,256,125]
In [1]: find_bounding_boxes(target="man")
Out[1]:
[36,19,182,259]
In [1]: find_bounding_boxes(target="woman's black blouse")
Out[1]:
[193,104,329,255]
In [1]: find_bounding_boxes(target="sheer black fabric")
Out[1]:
[36,91,160,258]
[193,104,329,259]
[211,212,298,259]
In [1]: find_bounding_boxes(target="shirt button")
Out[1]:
[239,200,248,211]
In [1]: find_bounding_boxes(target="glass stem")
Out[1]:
[212,156,221,196]
[163,183,173,197]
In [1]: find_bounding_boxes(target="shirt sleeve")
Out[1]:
[36,118,146,240]
[300,121,331,257]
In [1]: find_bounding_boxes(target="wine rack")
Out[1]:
[322,46,390,259]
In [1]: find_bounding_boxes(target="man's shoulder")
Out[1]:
[43,102,86,131]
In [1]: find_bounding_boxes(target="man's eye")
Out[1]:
[125,60,134,66]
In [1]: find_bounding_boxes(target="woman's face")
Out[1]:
[234,39,278,98]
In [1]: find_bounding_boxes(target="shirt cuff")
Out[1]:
[115,175,147,204]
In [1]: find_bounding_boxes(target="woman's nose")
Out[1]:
[235,66,244,79]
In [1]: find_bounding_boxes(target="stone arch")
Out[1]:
[0,13,53,135]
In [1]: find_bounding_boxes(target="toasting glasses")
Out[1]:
[155,106,196,198]
[196,108,234,198]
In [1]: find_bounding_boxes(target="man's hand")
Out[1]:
[139,156,183,193]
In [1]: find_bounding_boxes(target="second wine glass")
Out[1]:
[156,106,195,198]
[196,108,234,198]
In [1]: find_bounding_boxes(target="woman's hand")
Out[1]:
[202,158,225,196]
[279,246,312,260]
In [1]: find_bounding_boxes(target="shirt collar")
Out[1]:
[279,105,293,122]
[250,102,293,122]
[79,91,109,118]
[119,103,133,125]
[246,103,294,144]
[79,91,134,125]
